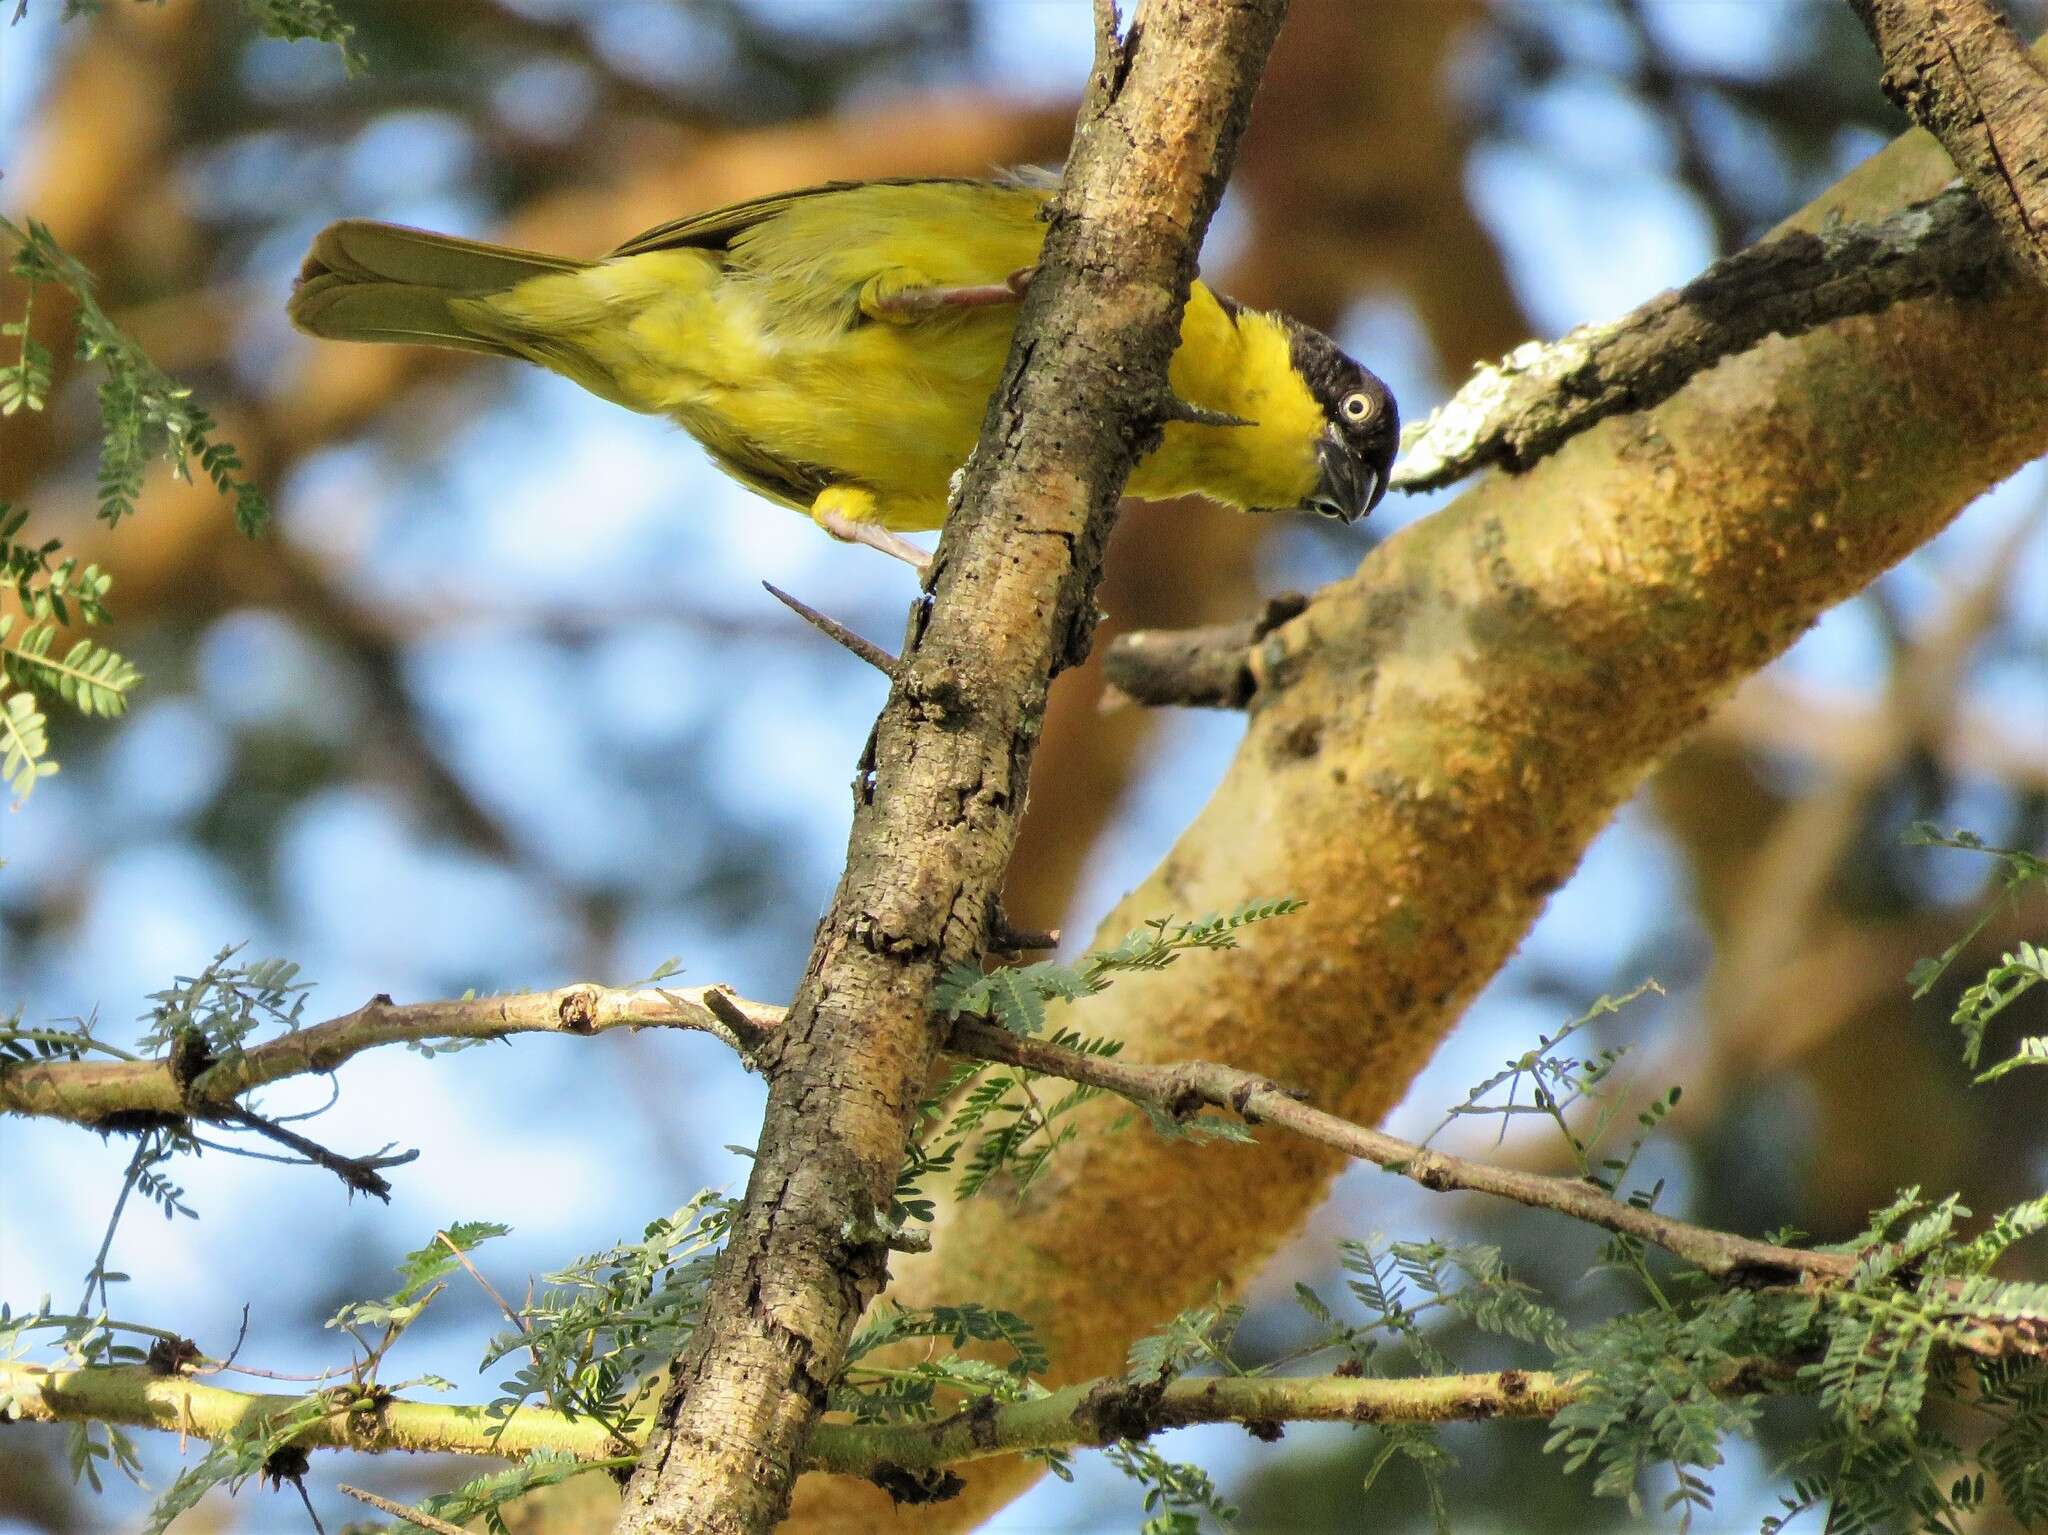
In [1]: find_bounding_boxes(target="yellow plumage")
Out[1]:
[290,178,1394,541]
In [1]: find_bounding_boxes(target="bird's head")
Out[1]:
[1284,320,1399,524]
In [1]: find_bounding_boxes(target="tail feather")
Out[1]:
[287,219,589,352]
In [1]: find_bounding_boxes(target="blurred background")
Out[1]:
[2,2,2047,1530]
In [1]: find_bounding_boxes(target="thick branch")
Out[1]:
[1848,0,2048,286]
[800,56,2048,1532]
[0,1364,620,1461]
[0,984,777,1128]
[951,1022,1855,1284]
[1109,186,2011,709]
[614,7,1291,1534]
[1100,594,1306,711]
[0,1360,1667,1476]
[1392,186,2002,493]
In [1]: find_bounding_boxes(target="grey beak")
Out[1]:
[1308,431,1382,523]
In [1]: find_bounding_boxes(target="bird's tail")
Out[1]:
[287,220,589,355]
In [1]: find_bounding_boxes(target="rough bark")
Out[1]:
[784,59,2048,1535]
[1391,185,2006,493]
[1848,0,2048,285]
[610,6,1290,1532]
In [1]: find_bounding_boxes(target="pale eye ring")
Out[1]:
[1339,391,1375,424]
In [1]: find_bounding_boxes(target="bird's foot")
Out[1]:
[861,265,1038,323]
[809,487,931,575]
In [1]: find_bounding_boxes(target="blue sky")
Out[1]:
[2,3,2045,1531]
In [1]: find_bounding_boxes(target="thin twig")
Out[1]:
[338,1484,470,1535]
[761,582,899,679]
[3,982,778,1126]
[80,1139,153,1316]
[288,1476,327,1535]
[950,1019,1855,1283]
[204,1102,413,1202]
[438,1230,528,1338]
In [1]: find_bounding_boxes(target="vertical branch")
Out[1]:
[611,4,1292,1533]
[1847,0,2048,285]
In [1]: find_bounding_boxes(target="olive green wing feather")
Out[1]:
[699,442,834,514]
[604,177,987,259]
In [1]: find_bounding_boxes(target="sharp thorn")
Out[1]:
[763,582,900,679]
[1158,394,1253,430]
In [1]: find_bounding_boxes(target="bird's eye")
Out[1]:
[1339,391,1375,424]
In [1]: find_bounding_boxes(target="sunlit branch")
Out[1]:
[0,1358,1646,1475]
[0,984,780,1128]
[1391,186,2002,493]
[950,1020,1855,1284]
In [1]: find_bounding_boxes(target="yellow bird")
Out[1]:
[289,177,1397,567]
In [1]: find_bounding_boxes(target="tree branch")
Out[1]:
[804,1366,1689,1478]
[1847,0,2048,287]
[0,1358,1709,1478]
[6,971,1868,1285]
[1099,593,1307,712]
[1108,187,2013,710]
[949,1021,1855,1284]
[1398,186,2003,491]
[0,1364,621,1462]
[798,48,2048,1529]
[0,984,777,1128]
[613,7,1292,1533]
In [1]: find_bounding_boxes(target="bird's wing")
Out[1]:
[605,177,986,259]
[698,440,833,514]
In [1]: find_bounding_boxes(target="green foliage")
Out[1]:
[1128,1301,1248,1381]
[894,1026,1121,1216]
[241,0,361,69]
[129,1199,729,1533]
[1107,1438,1239,1535]
[483,1192,735,1433]
[143,1387,336,1535]
[1422,980,1663,1157]
[0,502,128,798]
[832,1302,1052,1427]
[1953,942,2048,1082]
[0,687,56,801]
[414,1450,625,1535]
[21,877,2048,1535]
[330,1221,512,1340]
[0,215,268,790]
[847,1301,1050,1378]
[3,218,269,534]
[907,900,1304,1211]
[0,515,115,626]
[0,617,138,717]
[933,898,1305,1035]
[1545,1297,1768,1520]
[12,0,361,70]
[1906,824,2048,1080]
[134,946,310,1059]
[0,1010,109,1067]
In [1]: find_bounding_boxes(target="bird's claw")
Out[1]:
[816,509,933,576]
